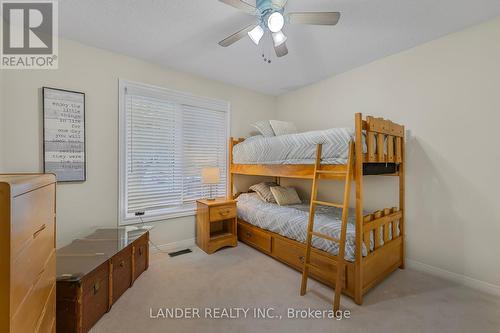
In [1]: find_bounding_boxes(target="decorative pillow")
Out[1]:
[244,134,264,143]
[249,182,278,203]
[269,120,297,136]
[251,120,275,137]
[270,186,302,206]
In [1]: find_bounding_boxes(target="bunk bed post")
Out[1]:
[354,113,364,305]
[399,129,406,269]
[229,137,235,199]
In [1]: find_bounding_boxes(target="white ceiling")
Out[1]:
[59,0,500,95]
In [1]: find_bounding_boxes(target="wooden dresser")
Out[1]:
[0,174,57,333]
[56,227,149,333]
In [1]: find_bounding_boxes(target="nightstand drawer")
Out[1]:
[209,204,236,222]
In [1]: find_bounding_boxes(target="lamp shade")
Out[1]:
[201,167,220,184]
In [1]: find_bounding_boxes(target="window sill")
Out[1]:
[119,208,196,226]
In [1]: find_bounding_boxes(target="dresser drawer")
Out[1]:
[81,262,110,333]
[11,219,55,312]
[11,253,56,333]
[11,184,55,259]
[112,248,132,303]
[238,222,271,253]
[209,204,236,222]
[36,283,56,333]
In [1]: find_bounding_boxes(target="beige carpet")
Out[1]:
[90,243,500,333]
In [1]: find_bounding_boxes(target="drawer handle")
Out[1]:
[245,231,252,238]
[93,281,100,295]
[138,248,143,256]
[298,256,305,263]
[219,209,231,216]
[119,260,125,268]
[33,224,47,238]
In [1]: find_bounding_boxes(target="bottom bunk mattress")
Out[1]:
[236,193,399,262]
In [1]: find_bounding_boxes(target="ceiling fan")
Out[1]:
[218,0,341,58]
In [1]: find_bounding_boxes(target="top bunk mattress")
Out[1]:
[233,128,356,165]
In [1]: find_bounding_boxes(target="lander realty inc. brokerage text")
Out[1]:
[149,307,351,320]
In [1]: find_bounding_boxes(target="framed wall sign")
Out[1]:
[43,87,86,182]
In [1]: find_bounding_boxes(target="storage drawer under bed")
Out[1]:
[273,237,345,288]
[237,222,271,253]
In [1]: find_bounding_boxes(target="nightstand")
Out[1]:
[196,198,238,254]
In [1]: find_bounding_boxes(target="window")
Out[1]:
[119,80,229,225]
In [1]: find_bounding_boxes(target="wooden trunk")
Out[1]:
[56,230,149,333]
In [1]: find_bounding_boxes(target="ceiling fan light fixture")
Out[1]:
[267,11,284,33]
[218,0,342,59]
[248,25,264,45]
[272,30,287,47]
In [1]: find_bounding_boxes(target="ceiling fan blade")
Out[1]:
[274,42,288,58]
[272,0,289,9]
[287,12,341,26]
[219,0,256,14]
[218,24,256,47]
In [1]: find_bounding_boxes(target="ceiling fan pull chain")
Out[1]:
[266,34,273,64]
[260,37,272,64]
[262,53,271,64]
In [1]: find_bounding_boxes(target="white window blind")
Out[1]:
[119,80,229,224]
[181,105,227,203]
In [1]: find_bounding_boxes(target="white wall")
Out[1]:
[276,17,500,287]
[1,39,276,248]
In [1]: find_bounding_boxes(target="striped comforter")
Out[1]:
[237,193,398,262]
[233,128,356,165]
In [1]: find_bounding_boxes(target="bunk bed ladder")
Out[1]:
[300,141,355,313]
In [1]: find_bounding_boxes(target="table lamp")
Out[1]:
[201,167,220,201]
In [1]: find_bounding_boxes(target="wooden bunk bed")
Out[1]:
[229,113,405,306]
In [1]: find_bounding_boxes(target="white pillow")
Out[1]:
[249,182,278,203]
[244,134,264,142]
[251,120,275,137]
[270,186,302,206]
[269,120,297,136]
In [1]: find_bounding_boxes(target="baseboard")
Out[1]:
[149,238,196,254]
[406,259,500,297]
